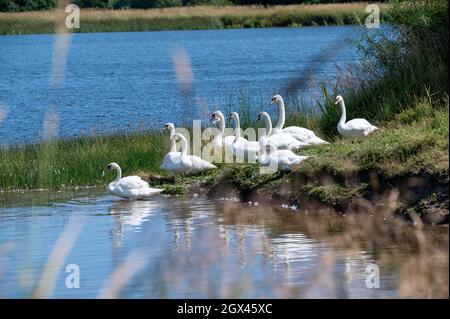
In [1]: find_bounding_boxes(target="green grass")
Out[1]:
[299,100,449,179]
[0,130,167,190]
[0,4,379,35]
[0,1,448,199]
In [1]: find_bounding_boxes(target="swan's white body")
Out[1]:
[257,112,307,151]
[229,112,259,162]
[105,163,164,200]
[160,123,182,172]
[162,133,216,176]
[211,111,235,154]
[271,95,328,147]
[335,95,378,138]
[258,143,309,171]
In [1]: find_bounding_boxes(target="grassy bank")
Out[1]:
[0,1,448,221]
[0,131,167,190]
[0,3,380,35]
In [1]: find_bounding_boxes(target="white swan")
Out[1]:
[210,111,235,154]
[256,112,308,151]
[258,142,309,172]
[104,162,164,200]
[271,95,328,146]
[335,95,378,138]
[228,112,259,162]
[162,133,216,176]
[160,123,181,172]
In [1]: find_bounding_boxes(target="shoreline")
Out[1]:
[0,3,385,35]
[0,107,448,224]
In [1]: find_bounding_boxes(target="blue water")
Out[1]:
[2,189,444,298]
[0,26,360,144]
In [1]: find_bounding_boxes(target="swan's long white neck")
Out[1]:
[233,115,241,140]
[274,98,285,132]
[262,114,272,137]
[338,99,347,126]
[168,126,176,152]
[217,113,225,136]
[177,134,188,156]
[113,165,122,183]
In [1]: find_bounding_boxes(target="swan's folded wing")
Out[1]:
[116,176,149,191]
[346,119,373,131]
[190,155,216,172]
[283,126,315,138]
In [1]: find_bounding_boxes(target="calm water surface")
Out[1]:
[0,188,447,298]
[0,26,360,144]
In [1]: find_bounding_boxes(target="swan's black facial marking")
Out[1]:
[106,164,112,171]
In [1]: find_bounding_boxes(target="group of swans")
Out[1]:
[104,95,377,199]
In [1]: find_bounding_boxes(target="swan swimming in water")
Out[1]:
[256,112,308,151]
[228,112,259,162]
[335,95,378,138]
[160,123,181,172]
[161,133,216,176]
[104,162,164,200]
[270,95,328,146]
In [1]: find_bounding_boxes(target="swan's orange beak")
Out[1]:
[270,97,276,105]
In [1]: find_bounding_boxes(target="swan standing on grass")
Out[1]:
[210,111,235,155]
[161,133,216,176]
[229,112,259,162]
[103,162,164,200]
[160,123,181,172]
[270,95,329,146]
[258,141,309,172]
[256,112,307,151]
[335,95,378,138]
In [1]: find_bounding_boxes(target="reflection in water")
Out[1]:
[0,188,448,298]
[109,199,160,247]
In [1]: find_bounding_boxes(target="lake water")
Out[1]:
[0,26,361,144]
[0,188,448,298]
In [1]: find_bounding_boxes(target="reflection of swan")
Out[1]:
[211,111,235,154]
[256,112,306,151]
[104,163,164,199]
[271,95,328,146]
[110,199,159,227]
[270,233,317,283]
[161,133,216,176]
[335,95,378,138]
[229,112,259,162]
[109,199,160,248]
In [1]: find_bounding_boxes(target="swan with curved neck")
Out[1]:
[335,95,378,138]
[104,162,164,199]
[161,133,216,176]
[162,122,177,152]
[256,112,306,151]
[229,112,259,162]
[270,95,328,146]
[210,110,235,153]
[160,123,182,171]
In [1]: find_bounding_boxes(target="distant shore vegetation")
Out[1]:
[0,0,372,12]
